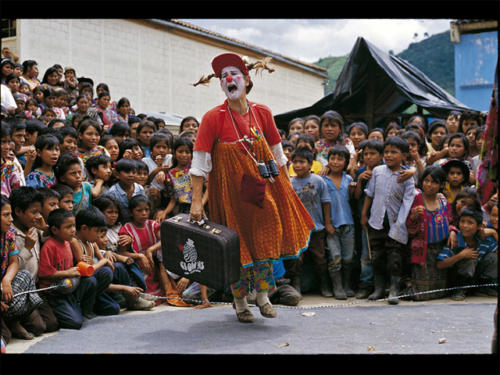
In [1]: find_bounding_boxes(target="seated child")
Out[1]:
[437,207,498,300]
[118,195,190,307]
[26,134,60,189]
[51,184,75,212]
[69,207,117,316]
[37,187,61,230]
[37,209,97,329]
[0,195,45,342]
[94,217,155,311]
[287,146,331,297]
[92,195,151,300]
[55,153,92,213]
[105,158,146,211]
[1,124,23,197]
[85,154,112,198]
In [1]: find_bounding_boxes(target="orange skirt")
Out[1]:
[208,138,314,268]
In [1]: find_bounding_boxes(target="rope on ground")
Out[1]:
[140,282,498,310]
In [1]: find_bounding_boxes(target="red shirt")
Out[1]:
[194,100,282,153]
[38,237,75,288]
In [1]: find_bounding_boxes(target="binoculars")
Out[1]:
[257,160,280,179]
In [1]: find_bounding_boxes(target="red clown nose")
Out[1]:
[225,75,233,83]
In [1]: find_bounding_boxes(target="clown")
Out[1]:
[190,53,314,323]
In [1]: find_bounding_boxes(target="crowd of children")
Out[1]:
[0,57,498,352]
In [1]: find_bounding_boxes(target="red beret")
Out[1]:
[211,53,249,78]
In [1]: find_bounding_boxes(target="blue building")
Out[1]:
[450,20,498,112]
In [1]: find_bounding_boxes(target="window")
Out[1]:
[1,19,16,39]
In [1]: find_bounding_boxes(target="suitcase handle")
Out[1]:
[188,217,206,226]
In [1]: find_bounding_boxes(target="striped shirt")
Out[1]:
[437,232,498,262]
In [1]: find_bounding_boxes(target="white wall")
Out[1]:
[15,19,325,122]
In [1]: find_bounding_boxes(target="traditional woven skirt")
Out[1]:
[411,241,448,301]
[208,138,314,268]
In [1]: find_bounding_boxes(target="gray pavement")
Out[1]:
[5,295,497,355]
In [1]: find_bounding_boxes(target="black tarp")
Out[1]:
[274,37,477,130]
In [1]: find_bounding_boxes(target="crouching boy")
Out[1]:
[437,207,497,300]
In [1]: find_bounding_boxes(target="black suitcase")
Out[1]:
[161,213,241,290]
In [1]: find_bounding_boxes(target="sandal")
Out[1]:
[236,309,254,323]
[256,302,277,318]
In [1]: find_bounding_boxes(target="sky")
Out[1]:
[181,19,452,63]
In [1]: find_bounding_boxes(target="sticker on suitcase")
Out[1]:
[179,238,205,274]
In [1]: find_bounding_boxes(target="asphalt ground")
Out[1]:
[4,294,497,355]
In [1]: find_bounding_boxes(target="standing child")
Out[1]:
[288,134,323,177]
[437,133,475,184]
[323,145,357,299]
[361,136,416,304]
[288,117,305,134]
[347,122,368,151]
[55,153,92,214]
[26,134,60,189]
[156,137,207,221]
[315,110,355,167]
[406,166,451,300]
[118,195,190,307]
[441,159,470,204]
[288,147,332,297]
[303,115,321,142]
[281,140,294,169]
[437,207,497,300]
[37,209,97,329]
[353,139,384,299]
[367,128,385,143]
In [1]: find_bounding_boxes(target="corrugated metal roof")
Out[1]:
[147,18,328,78]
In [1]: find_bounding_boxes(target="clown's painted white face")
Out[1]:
[220,66,246,100]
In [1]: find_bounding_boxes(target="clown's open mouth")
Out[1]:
[227,84,237,92]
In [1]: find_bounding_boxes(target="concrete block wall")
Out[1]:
[15,19,325,122]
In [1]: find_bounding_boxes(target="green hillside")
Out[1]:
[314,30,455,96]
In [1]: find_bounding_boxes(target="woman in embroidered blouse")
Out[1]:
[189,53,314,323]
[20,60,40,92]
